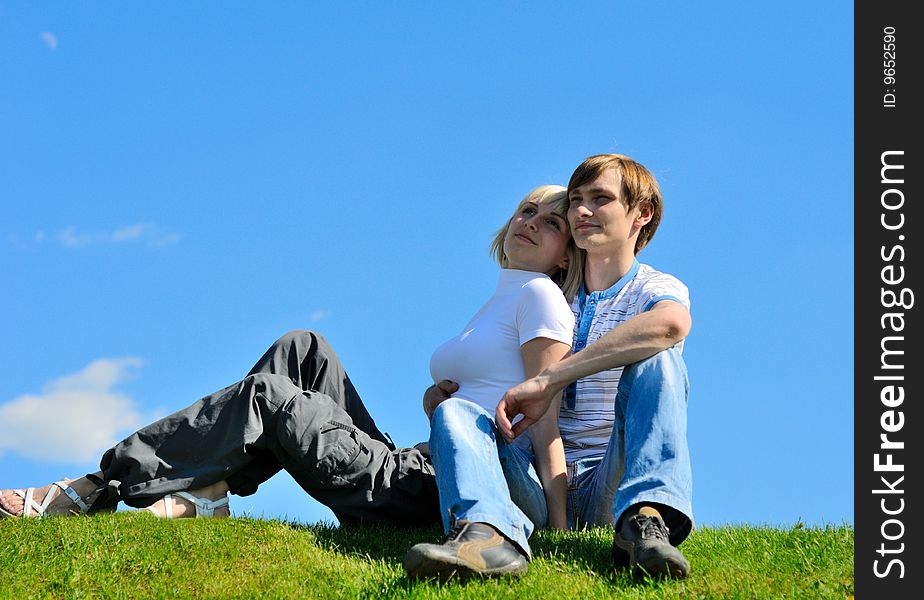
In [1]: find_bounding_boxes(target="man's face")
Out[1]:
[567,168,648,254]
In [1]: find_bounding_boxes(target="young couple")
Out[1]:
[1,153,694,582]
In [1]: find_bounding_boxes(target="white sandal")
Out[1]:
[145,491,230,518]
[0,480,93,518]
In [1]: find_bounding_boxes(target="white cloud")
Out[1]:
[309,309,330,322]
[152,232,183,247]
[57,226,94,248]
[111,223,151,242]
[40,32,57,50]
[0,358,145,464]
[47,223,180,248]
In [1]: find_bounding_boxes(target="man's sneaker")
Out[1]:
[403,520,528,582]
[613,507,690,579]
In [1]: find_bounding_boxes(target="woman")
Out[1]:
[1,186,579,579]
[404,185,578,580]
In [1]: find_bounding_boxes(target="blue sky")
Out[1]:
[1,2,852,528]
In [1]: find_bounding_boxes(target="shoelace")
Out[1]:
[635,516,669,542]
[445,521,468,542]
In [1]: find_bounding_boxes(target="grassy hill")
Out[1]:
[1,514,853,598]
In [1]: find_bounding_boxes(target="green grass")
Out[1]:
[1,514,853,599]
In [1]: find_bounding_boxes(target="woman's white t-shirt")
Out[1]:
[429,269,575,415]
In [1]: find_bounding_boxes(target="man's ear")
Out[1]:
[635,201,654,227]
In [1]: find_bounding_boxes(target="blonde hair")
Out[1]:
[490,185,582,302]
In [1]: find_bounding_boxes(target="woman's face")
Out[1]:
[503,201,571,275]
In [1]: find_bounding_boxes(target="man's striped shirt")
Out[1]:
[559,260,690,462]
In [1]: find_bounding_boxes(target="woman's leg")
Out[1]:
[499,443,549,532]
[403,398,536,580]
[95,330,387,499]
[262,385,439,526]
[426,398,537,557]
[246,329,392,444]
[251,330,442,525]
[98,331,438,524]
[97,373,297,506]
[0,475,112,517]
[96,371,438,525]
[223,329,395,496]
[143,480,231,518]
[3,330,438,525]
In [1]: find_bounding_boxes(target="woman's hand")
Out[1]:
[422,380,459,420]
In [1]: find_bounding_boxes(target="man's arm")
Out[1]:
[496,300,691,441]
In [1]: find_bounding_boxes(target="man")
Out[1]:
[496,153,694,578]
[404,153,693,581]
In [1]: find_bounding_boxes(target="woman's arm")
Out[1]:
[519,336,571,530]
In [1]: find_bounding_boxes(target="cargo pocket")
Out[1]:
[280,391,366,485]
[315,420,363,481]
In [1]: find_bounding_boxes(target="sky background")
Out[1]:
[1,2,852,528]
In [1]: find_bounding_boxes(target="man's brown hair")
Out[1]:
[567,154,663,255]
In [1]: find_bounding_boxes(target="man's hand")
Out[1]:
[423,380,459,420]
[495,373,563,442]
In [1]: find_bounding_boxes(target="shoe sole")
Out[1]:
[613,541,690,580]
[404,549,528,583]
[634,556,690,579]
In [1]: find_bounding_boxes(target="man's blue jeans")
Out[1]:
[429,398,546,558]
[567,347,693,544]
[429,347,693,555]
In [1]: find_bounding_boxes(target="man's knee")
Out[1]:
[634,346,684,370]
[616,348,689,417]
[625,347,688,387]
